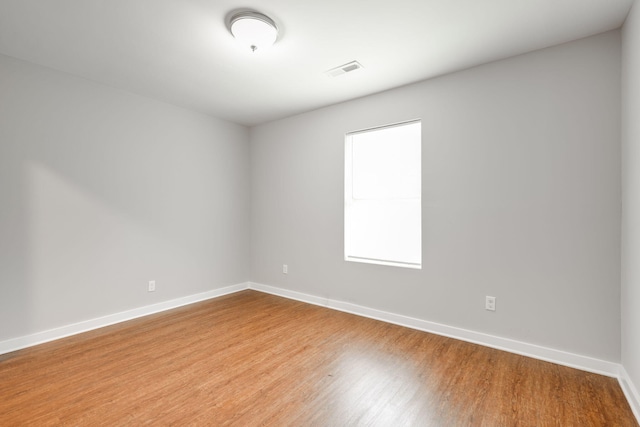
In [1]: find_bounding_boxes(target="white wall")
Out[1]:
[622,0,640,407]
[0,54,250,342]
[250,31,621,362]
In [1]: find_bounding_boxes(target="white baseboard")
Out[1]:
[0,280,625,380]
[619,366,640,423]
[248,282,620,378]
[0,282,249,355]
[2,279,636,423]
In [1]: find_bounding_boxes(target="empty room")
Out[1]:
[1,0,640,425]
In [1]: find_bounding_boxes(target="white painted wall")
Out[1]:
[0,54,250,342]
[622,0,640,409]
[250,31,621,362]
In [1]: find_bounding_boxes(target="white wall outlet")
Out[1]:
[148,280,156,292]
[282,264,288,274]
[485,296,496,311]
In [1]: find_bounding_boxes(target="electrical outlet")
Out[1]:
[283,264,288,274]
[148,280,156,292]
[485,296,496,311]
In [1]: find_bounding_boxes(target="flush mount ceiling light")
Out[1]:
[229,11,278,53]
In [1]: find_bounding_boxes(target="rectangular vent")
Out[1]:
[326,61,363,77]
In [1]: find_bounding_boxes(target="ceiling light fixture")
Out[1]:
[229,11,278,53]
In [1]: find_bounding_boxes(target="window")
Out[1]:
[344,120,422,269]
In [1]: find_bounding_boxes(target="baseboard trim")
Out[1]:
[2,279,635,421]
[0,282,249,355]
[248,282,620,378]
[619,366,640,423]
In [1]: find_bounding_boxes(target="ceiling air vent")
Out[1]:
[326,61,364,77]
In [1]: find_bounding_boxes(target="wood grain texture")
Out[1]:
[0,290,636,426]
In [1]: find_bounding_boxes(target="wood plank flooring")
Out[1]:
[0,290,637,426]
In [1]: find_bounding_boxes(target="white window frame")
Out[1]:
[344,119,422,269]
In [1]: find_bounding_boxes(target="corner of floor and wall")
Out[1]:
[0,3,639,424]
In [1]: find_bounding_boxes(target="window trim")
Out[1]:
[344,119,422,269]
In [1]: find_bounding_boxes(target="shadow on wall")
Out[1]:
[1,140,248,343]
[0,151,32,341]
[0,53,250,344]
[0,131,249,342]
[22,161,168,333]
[0,154,190,342]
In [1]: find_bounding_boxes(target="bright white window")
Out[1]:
[345,120,422,269]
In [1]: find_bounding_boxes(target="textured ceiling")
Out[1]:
[0,0,634,126]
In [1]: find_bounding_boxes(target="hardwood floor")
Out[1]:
[0,290,637,426]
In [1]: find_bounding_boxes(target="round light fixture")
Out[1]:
[229,11,278,52]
